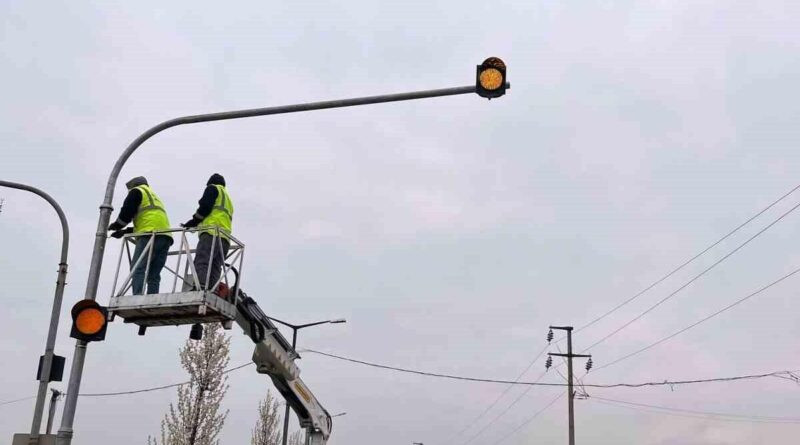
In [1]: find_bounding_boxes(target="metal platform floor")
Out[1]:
[108,291,236,327]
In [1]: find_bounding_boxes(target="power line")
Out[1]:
[303,348,797,389]
[2,362,254,406]
[589,371,799,389]
[571,182,800,337]
[461,369,549,445]
[595,265,800,371]
[78,362,253,397]
[462,347,576,445]
[591,395,800,424]
[445,344,549,444]
[488,363,579,445]
[0,395,35,407]
[582,199,800,352]
[491,391,564,445]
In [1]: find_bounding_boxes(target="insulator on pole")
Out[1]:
[585,357,593,372]
[545,356,552,370]
[547,329,554,343]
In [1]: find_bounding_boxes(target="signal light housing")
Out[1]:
[476,57,507,99]
[70,300,108,342]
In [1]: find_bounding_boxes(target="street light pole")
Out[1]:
[0,181,69,445]
[266,317,346,445]
[57,70,508,445]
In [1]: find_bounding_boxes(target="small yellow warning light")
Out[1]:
[476,57,508,99]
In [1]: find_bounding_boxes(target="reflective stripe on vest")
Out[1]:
[133,185,171,234]
[200,184,233,239]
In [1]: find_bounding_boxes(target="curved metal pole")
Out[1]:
[57,83,501,444]
[0,180,69,444]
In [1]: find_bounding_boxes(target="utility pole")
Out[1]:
[546,326,592,445]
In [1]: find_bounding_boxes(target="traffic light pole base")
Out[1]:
[12,433,56,445]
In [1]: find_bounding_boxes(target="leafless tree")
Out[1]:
[251,390,282,445]
[149,324,231,445]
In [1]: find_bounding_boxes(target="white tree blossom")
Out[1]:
[287,430,303,445]
[251,390,282,445]
[149,324,230,445]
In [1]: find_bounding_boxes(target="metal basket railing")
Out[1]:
[109,226,245,299]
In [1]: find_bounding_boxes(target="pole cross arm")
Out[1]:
[549,353,592,358]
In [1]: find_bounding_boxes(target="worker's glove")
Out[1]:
[181,218,201,228]
[107,221,125,231]
[110,227,134,239]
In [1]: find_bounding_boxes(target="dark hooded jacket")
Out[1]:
[192,173,227,222]
[115,176,148,225]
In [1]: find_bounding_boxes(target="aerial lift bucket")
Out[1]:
[106,227,244,336]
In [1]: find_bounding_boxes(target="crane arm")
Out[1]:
[235,292,332,444]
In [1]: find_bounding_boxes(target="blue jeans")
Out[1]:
[131,235,172,295]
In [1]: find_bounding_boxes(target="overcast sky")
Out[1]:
[2,1,800,444]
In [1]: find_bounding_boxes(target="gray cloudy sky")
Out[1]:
[2,1,800,444]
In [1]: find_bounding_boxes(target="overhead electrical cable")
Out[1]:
[591,396,800,424]
[581,199,800,352]
[445,344,549,443]
[302,348,796,389]
[490,392,564,445]
[0,396,35,407]
[461,369,549,445]
[595,265,800,371]
[570,182,800,337]
[78,361,253,397]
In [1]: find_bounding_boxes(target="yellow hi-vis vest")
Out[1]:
[133,185,171,234]
[200,184,233,239]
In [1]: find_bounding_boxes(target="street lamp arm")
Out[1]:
[0,180,69,264]
[296,320,336,329]
[266,316,295,329]
[267,318,345,330]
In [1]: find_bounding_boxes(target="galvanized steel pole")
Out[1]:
[56,83,507,444]
[283,329,298,445]
[0,180,69,445]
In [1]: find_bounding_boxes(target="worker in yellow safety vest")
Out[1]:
[107,176,174,295]
[181,173,233,290]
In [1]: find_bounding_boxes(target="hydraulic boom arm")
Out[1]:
[235,292,332,445]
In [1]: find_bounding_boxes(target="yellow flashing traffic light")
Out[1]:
[476,57,507,99]
[70,300,108,342]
